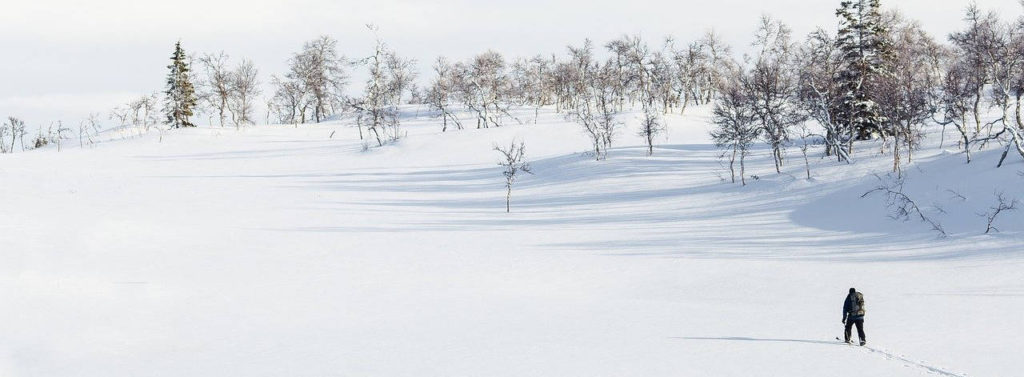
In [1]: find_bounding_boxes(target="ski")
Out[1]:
[835,336,865,346]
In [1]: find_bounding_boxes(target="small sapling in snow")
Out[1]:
[495,140,532,213]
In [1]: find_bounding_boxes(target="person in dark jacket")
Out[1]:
[843,288,866,345]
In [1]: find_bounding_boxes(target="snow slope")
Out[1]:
[0,106,1021,377]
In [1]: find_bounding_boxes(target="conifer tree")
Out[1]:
[164,41,198,128]
[834,0,890,152]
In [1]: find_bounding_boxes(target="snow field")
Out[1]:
[0,105,1021,376]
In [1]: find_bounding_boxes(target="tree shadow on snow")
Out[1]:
[251,143,1022,262]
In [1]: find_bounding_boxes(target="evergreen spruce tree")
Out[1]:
[834,0,891,151]
[164,41,198,128]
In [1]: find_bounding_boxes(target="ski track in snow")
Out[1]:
[859,345,968,377]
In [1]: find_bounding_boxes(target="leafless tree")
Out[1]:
[79,113,101,148]
[797,29,850,162]
[2,117,26,153]
[358,36,399,145]
[12,117,27,152]
[128,93,160,133]
[0,120,8,153]
[746,16,804,174]
[638,103,664,156]
[566,48,621,161]
[291,35,348,123]
[695,30,733,104]
[350,28,415,146]
[795,123,817,180]
[667,39,699,114]
[648,46,679,114]
[984,15,1024,168]
[386,50,418,106]
[197,52,233,127]
[938,60,981,163]
[495,140,533,213]
[941,5,1024,167]
[53,121,71,152]
[269,75,309,125]
[513,55,555,122]
[426,57,463,132]
[607,35,665,156]
[560,40,596,112]
[110,105,131,133]
[949,5,999,136]
[407,84,425,105]
[876,16,943,177]
[711,70,759,185]
[463,50,515,128]
[229,59,261,128]
[624,35,652,108]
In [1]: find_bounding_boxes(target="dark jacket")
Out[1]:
[843,292,865,321]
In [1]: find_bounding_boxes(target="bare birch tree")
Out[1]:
[229,59,261,127]
[292,35,348,123]
[351,28,416,146]
[269,75,309,125]
[2,117,26,153]
[747,16,803,174]
[876,16,942,177]
[427,57,464,132]
[797,29,850,162]
[198,52,232,127]
[495,140,532,212]
[711,70,759,185]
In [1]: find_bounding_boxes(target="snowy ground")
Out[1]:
[1,106,1021,377]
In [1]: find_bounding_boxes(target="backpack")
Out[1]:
[851,292,866,316]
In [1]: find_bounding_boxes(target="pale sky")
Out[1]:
[0,0,1020,124]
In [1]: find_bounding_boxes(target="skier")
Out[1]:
[842,288,866,346]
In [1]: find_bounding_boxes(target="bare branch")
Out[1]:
[862,175,947,238]
[983,192,1019,234]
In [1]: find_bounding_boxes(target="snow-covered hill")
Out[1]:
[0,106,1021,377]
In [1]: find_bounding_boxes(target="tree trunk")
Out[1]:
[893,129,901,178]
[802,143,811,180]
[973,91,982,134]
[997,144,1010,168]
[505,186,512,213]
[220,98,227,127]
[939,122,946,149]
[646,131,654,156]
[847,124,855,157]
[739,152,747,186]
[1015,94,1023,131]
[959,122,972,164]
[729,147,737,183]
[772,146,780,174]
[997,127,1024,168]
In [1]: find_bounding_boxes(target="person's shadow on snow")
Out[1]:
[672,336,841,346]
